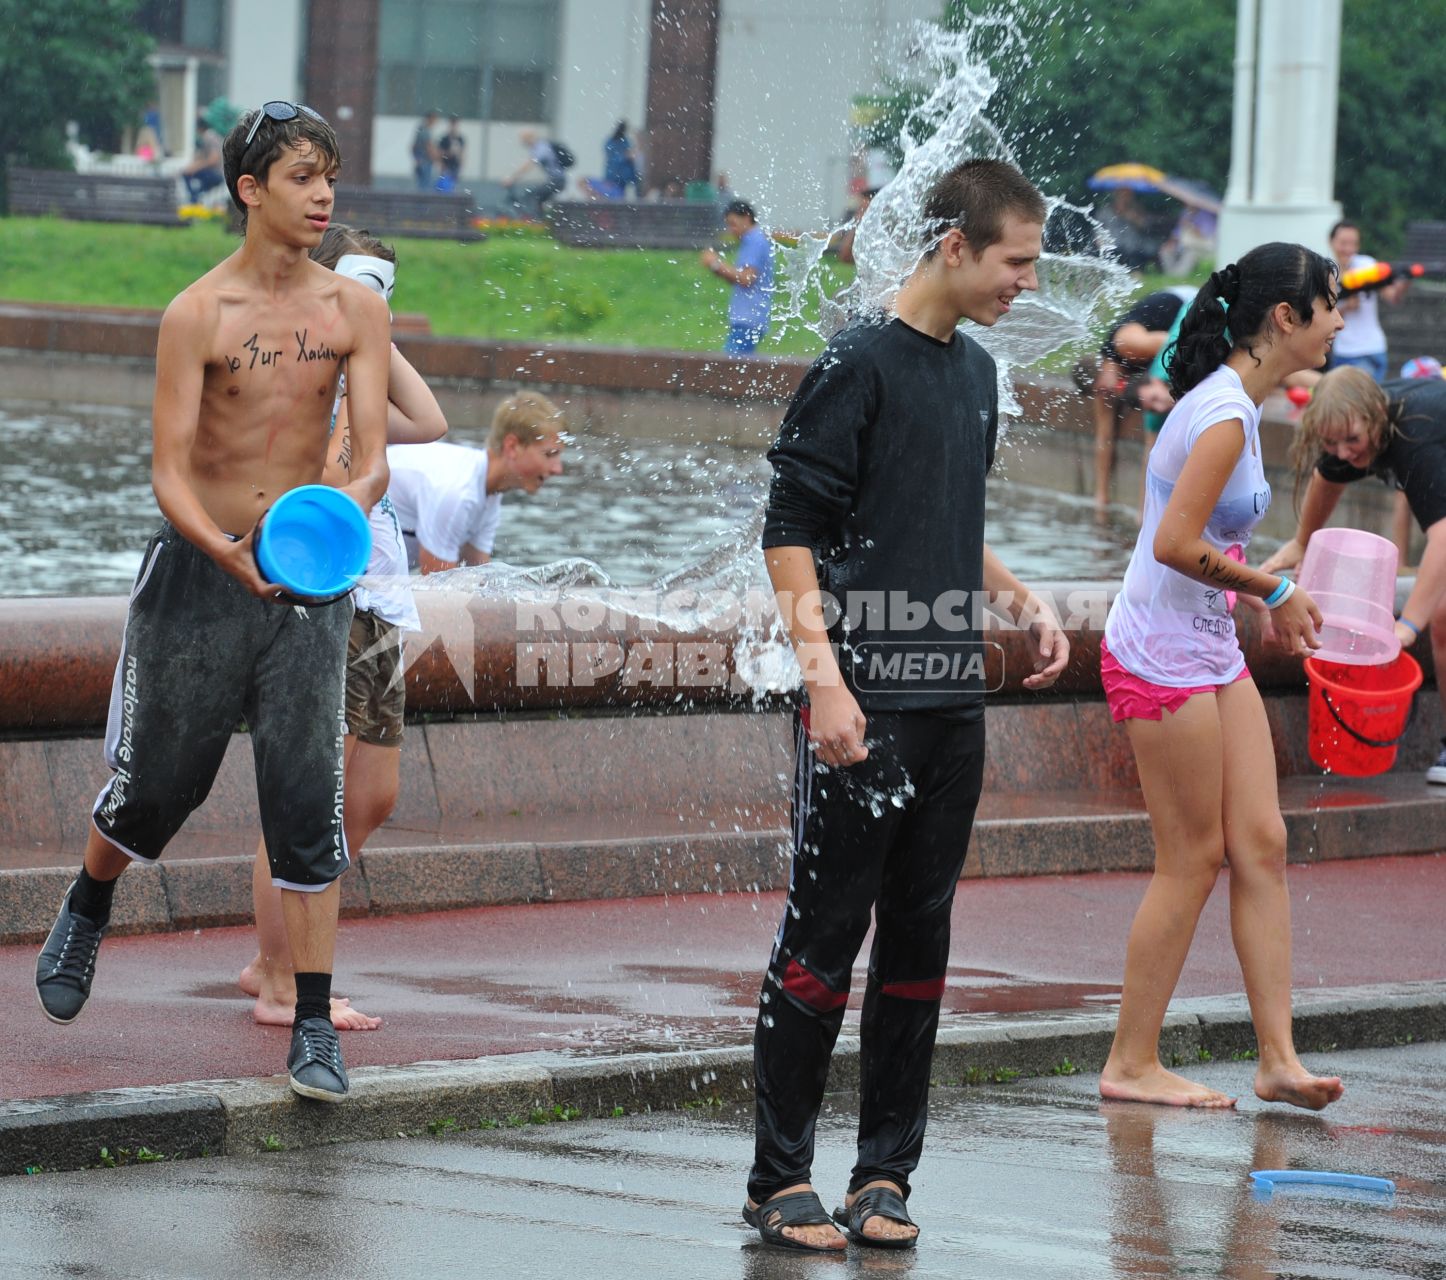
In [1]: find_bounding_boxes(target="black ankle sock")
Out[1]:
[70,868,118,925]
[294,972,332,1025]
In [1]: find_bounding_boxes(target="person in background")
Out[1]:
[700,199,775,355]
[436,116,465,191]
[181,109,224,200]
[411,112,439,191]
[834,186,878,266]
[1327,220,1408,384]
[238,223,448,1029]
[603,121,639,198]
[1086,287,1197,514]
[1264,365,1446,785]
[386,394,567,572]
[505,129,568,217]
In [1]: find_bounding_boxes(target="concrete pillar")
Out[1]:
[304,0,380,187]
[643,0,719,192]
[1216,0,1342,264]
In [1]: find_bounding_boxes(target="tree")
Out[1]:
[0,0,154,171]
[936,0,1446,255]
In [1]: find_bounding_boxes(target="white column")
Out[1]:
[1216,0,1342,265]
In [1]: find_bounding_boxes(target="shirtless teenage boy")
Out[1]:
[34,102,391,1102]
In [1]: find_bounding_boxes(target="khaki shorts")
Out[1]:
[345,610,405,746]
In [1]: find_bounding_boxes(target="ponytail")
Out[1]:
[1165,242,1337,400]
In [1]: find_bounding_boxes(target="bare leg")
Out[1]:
[1092,358,1125,514]
[1392,491,1412,567]
[84,824,133,882]
[1431,594,1446,726]
[1216,681,1343,1110]
[244,737,381,1030]
[1100,693,1236,1107]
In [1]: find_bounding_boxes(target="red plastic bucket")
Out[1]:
[1304,651,1423,776]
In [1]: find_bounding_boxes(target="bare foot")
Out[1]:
[745,1183,846,1251]
[1254,1064,1344,1111]
[1100,1062,1237,1108]
[844,1179,918,1245]
[237,956,263,998]
[251,993,381,1031]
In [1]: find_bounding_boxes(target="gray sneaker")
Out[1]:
[1427,739,1446,785]
[288,1016,349,1102]
[35,882,108,1024]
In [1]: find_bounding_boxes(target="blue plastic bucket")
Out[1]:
[255,485,371,599]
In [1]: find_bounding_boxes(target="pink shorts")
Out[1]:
[1100,637,1250,723]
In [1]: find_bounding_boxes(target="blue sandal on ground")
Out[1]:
[833,1184,919,1249]
[742,1189,843,1252]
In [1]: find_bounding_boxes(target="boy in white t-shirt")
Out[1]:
[386,392,567,573]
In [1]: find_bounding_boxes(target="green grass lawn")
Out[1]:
[0,216,1206,362]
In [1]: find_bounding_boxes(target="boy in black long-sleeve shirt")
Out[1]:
[743,159,1069,1253]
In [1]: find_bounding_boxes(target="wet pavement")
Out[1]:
[3,1040,1443,1279]
[4,855,1446,1101]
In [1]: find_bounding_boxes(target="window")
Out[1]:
[136,0,227,53]
[377,0,559,122]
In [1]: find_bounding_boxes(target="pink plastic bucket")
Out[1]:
[1296,527,1400,666]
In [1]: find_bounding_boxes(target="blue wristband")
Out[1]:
[1262,576,1291,608]
[1399,616,1421,637]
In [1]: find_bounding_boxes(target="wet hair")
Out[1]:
[922,158,1046,258]
[1164,242,1337,400]
[611,121,628,143]
[1287,365,1404,509]
[223,105,340,219]
[310,223,395,270]
[1328,219,1359,242]
[488,391,565,451]
[724,199,756,222]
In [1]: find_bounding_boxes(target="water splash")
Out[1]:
[772,14,1133,416]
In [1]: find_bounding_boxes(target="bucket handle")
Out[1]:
[1319,685,1418,750]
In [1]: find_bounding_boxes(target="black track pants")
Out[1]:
[748,707,986,1204]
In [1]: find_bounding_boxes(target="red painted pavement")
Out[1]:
[4,854,1444,1101]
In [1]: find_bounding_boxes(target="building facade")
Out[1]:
[137,0,937,227]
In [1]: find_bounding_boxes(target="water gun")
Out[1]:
[1338,261,1426,297]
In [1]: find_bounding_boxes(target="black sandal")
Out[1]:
[832,1184,919,1250]
[742,1189,845,1252]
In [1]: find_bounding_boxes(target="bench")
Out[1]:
[6,166,184,227]
[330,188,482,242]
[1404,221,1446,272]
[546,199,722,249]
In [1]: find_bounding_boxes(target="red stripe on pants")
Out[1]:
[782,959,848,1012]
[880,976,946,1001]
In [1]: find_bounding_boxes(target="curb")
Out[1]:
[7,780,1446,945]
[6,980,1444,1177]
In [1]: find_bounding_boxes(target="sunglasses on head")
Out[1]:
[242,100,321,157]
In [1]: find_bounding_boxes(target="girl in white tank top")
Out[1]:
[1097,244,1350,1114]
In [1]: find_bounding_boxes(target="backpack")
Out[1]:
[550,141,575,169]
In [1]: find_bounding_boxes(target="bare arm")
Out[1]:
[1111,322,1169,364]
[150,294,276,597]
[385,344,448,444]
[1155,419,1323,651]
[699,250,758,287]
[981,545,1069,689]
[1398,517,1446,640]
[765,544,866,766]
[1260,470,1346,573]
[337,287,391,515]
